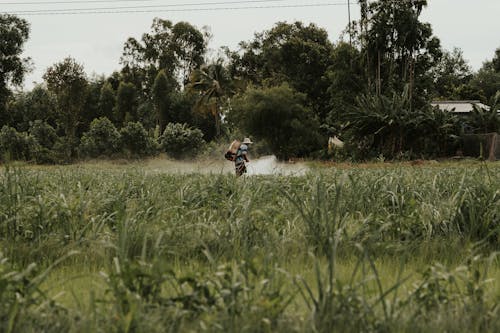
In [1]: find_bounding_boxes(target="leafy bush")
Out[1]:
[0,126,39,161]
[136,101,156,130]
[229,84,324,160]
[0,253,74,333]
[160,123,205,158]
[467,97,500,134]
[103,254,291,333]
[28,120,58,149]
[79,117,121,158]
[26,121,59,164]
[51,137,77,164]
[0,256,43,331]
[120,121,158,157]
[345,87,461,159]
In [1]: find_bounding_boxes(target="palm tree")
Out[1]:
[470,96,500,134]
[188,59,232,137]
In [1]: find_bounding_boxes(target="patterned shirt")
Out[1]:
[234,144,248,176]
[235,144,248,163]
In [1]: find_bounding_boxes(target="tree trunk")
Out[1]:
[409,56,414,111]
[377,51,382,95]
[213,100,221,137]
[158,107,166,136]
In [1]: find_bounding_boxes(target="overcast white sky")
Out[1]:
[4,0,499,90]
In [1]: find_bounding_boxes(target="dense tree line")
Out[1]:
[0,0,499,163]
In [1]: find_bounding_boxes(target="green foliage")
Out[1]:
[0,163,499,331]
[43,57,88,136]
[0,249,79,333]
[160,122,205,158]
[432,47,473,99]
[102,252,292,332]
[470,69,500,105]
[452,183,500,244]
[230,84,324,160]
[136,101,157,130]
[98,81,116,122]
[468,96,500,134]
[0,14,31,112]
[346,87,461,158]
[469,47,500,104]
[79,117,121,158]
[358,0,442,105]
[27,121,59,164]
[120,121,158,157]
[0,255,48,332]
[282,176,343,255]
[29,120,57,149]
[491,48,500,73]
[80,78,105,137]
[411,252,495,330]
[327,42,367,124]
[2,85,56,133]
[230,21,334,118]
[188,59,234,137]
[43,57,88,160]
[152,70,176,134]
[114,81,139,126]
[0,126,38,161]
[120,18,207,93]
[173,91,216,141]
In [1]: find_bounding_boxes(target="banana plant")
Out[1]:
[469,95,500,134]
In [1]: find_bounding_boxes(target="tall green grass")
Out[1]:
[0,162,498,331]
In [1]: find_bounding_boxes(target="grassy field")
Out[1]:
[0,159,499,332]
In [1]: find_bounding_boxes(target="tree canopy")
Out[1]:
[0,14,31,113]
[43,57,88,141]
[229,21,335,119]
[120,19,208,95]
[359,0,442,105]
[230,84,324,160]
[0,9,499,163]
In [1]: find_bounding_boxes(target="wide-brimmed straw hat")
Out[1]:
[242,137,253,144]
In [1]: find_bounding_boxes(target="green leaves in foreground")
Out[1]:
[0,163,499,331]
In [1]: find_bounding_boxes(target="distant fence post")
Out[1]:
[490,133,499,161]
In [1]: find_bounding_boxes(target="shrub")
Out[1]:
[28,120,58,149]
[0,126,39,161]
[25,121,60,164]
[51,137,78,164]
[136,101,156,130]
[120,121,158,157]
[229,84,324,160]
[79,117,121,158]
[160,123,205,158]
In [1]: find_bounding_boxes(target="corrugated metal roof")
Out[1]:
[431,100,491,113]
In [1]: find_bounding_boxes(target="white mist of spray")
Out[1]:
[145,155,309,176]
[246,156,278,175]
[246,155,308,176]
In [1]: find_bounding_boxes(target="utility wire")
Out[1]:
[3,0,294,13]
[0,0,285,4]
[3,2,356,16]
[0,0,179,5]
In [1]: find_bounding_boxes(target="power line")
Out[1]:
[0,0,170,5]
[0,0,284,5]
[3,2,357,16]
[2,0,293,13]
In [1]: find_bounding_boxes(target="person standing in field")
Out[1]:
[235,138,253,177]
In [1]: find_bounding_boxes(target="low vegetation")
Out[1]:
[0,161,498,332]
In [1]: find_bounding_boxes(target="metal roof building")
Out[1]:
[430,100,491,114]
